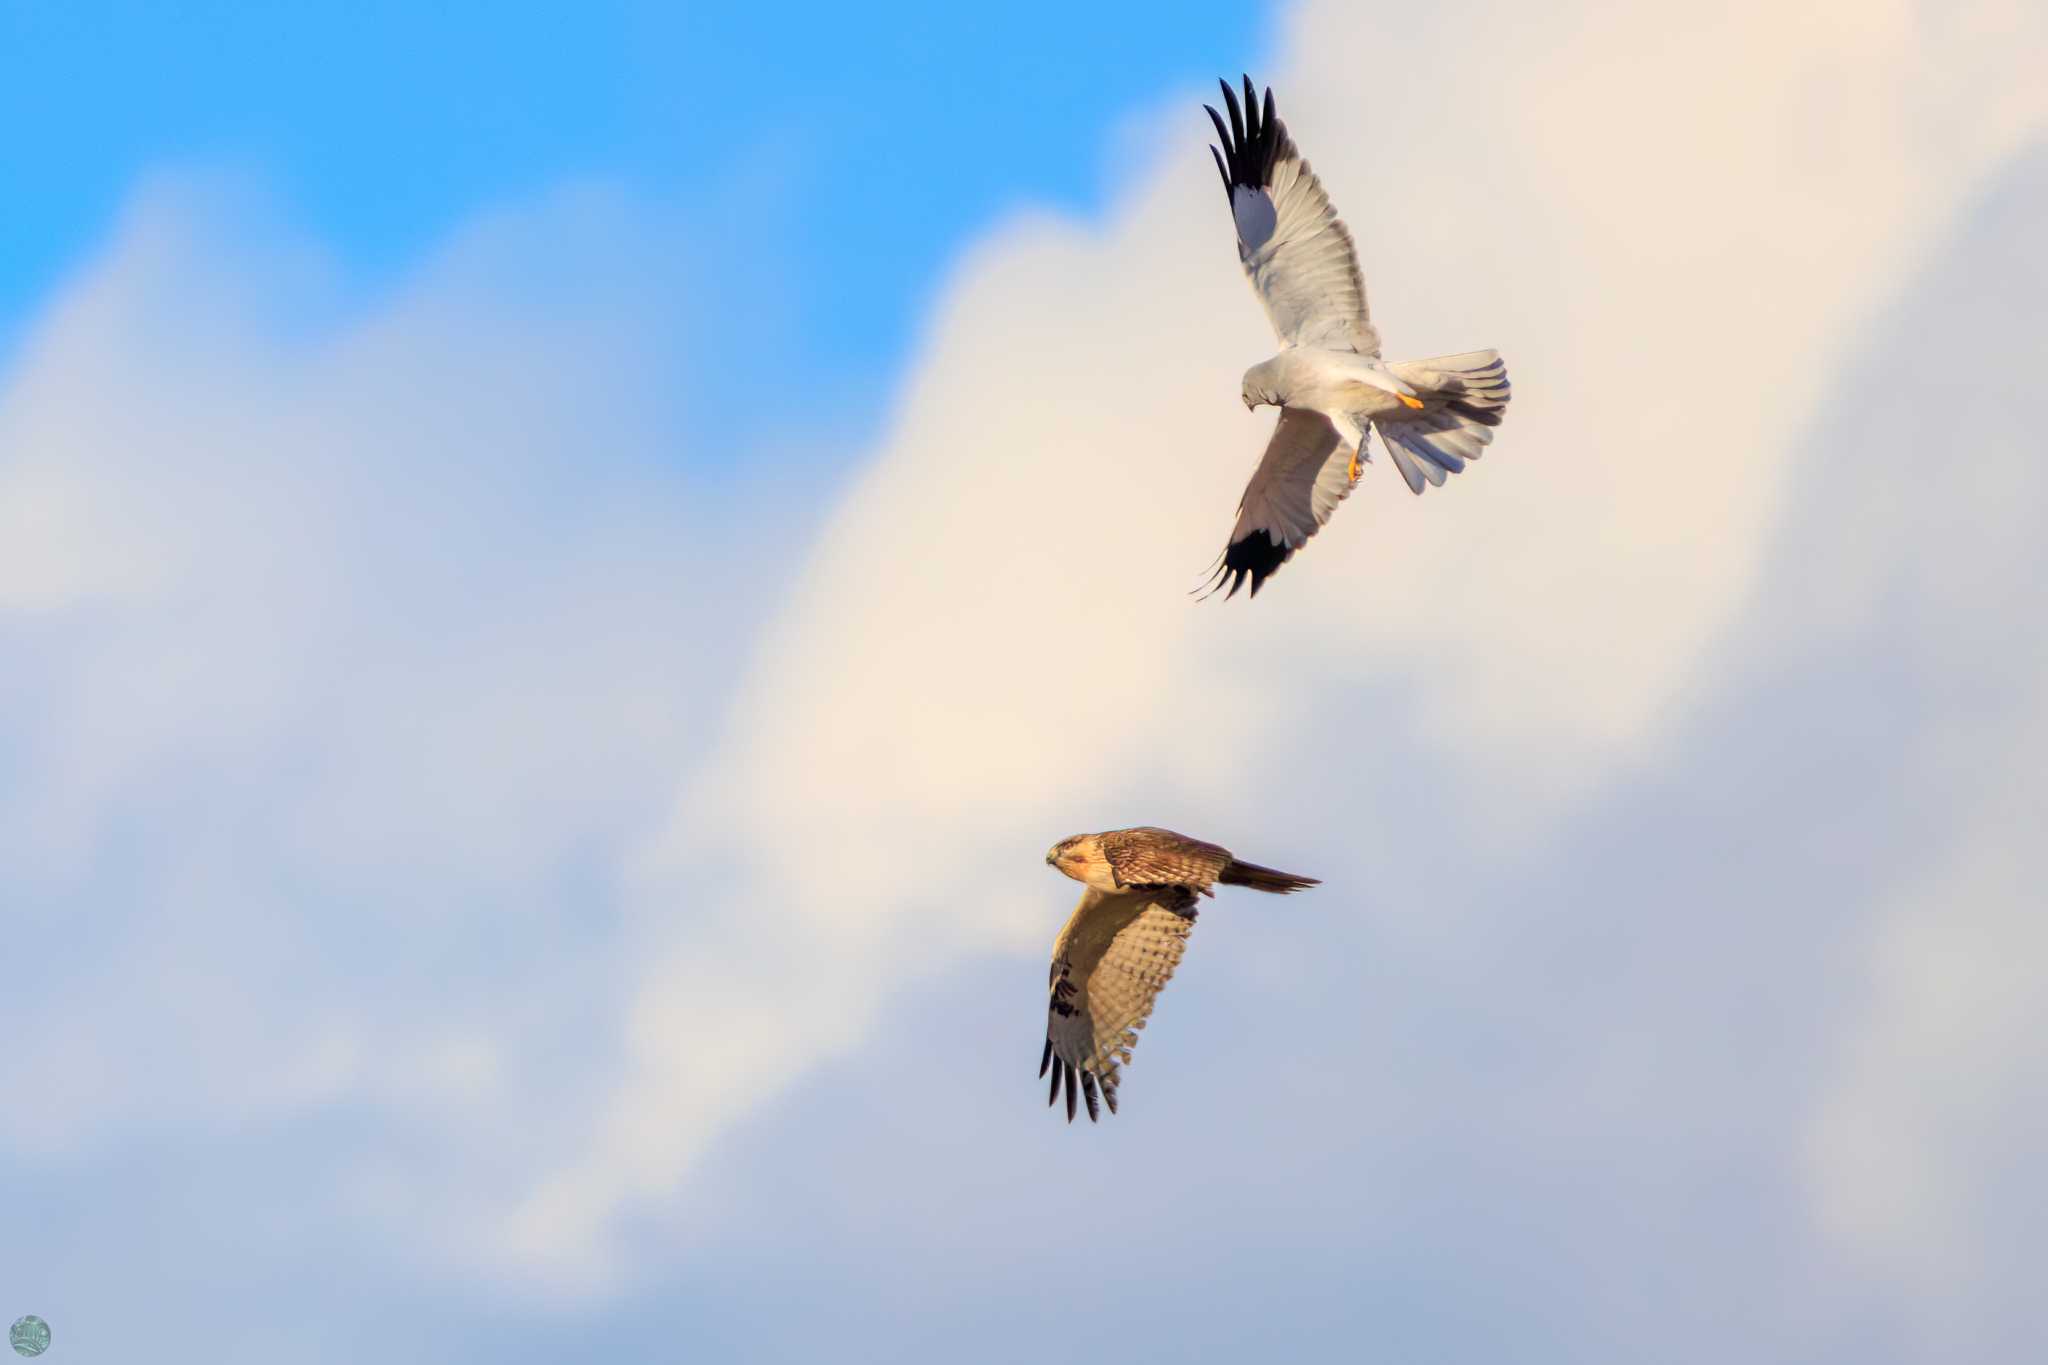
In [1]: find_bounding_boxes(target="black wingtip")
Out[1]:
[1207,76,1281,193]
[1199,529,1292,602]
[1260,86,1280,182]
[1039,1037,1053,1079]
[1204,77,1236,129]
[1217,78,1243,145]
[1063,1061,1078,1123]
[1080,1069,1101,1123]
[1048,1058,1062,1109]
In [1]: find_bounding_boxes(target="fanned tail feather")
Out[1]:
[1375,350,1511,496]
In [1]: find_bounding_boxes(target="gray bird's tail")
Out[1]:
[1219,859,1320,894]
[1375,349,1512,495]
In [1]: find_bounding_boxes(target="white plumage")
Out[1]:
[1203,78,1513,598]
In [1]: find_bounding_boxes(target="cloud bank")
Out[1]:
[2,0,2044,1359]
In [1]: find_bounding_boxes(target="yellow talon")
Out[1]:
[1398,393,1425,410]
[1347,449,1363,483]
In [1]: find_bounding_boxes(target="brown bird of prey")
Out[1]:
[1039,827,1318,1122]
[1201,76,1513,599]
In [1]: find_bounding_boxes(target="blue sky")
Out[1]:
[2,3,2046,1362]
[0,1,1266,407]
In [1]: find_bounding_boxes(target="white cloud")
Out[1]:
[1792,148,2048,1353]
[0,176,778,1222]
[518,0,2047,1288]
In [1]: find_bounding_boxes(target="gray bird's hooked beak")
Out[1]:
[1243,395,1256,411]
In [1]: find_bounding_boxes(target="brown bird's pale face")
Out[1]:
[1045,834,1120,892]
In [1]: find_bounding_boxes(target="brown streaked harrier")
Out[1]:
[1201,76,1513,599]
[1039,826,1318,1122]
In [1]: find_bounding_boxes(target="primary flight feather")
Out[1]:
[1038,827,1318,1123]
[1202,76,1513,599]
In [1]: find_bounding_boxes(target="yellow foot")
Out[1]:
[1398,393,1425,410]
[1347,449,1363,483]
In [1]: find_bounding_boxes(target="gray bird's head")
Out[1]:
[1241,359,1285,410]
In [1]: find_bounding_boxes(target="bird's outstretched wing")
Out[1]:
[1204,406,1357,599]
[1041,886,1199,1123]
[1206,77,1378,356]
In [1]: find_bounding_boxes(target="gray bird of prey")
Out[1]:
[1039,827,1318,1122]
[1202,76,1513,598]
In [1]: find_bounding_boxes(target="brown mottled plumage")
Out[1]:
[1038,827,1318,1123]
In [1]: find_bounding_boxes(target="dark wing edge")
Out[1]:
[1199,527,1295,602]
[1205,75,1284,204]
[1043,957,1098,1125]
[1041,889,1201,1124]
[1196,408,1347,602]
[1043,997,1100,1124]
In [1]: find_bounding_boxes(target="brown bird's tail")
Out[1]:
[1219,859,1319,894]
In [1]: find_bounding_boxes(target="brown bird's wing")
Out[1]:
[1041,885,1199,1122]
[1098,826,1234,891]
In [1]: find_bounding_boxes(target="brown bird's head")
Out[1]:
[1045,833,1118,891]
